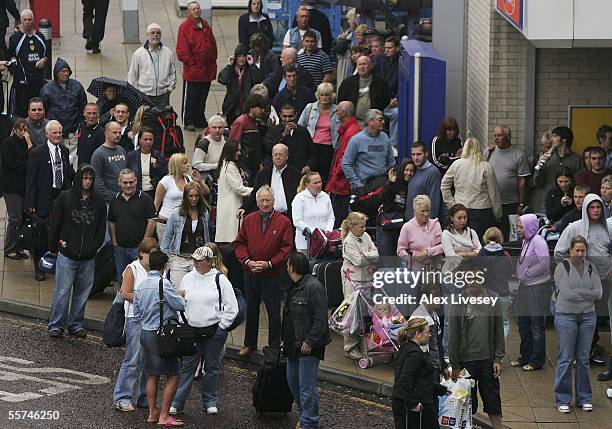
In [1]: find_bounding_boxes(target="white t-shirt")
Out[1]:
[124,260,148,318]
[158,175,190,219]
[141,153,152,192]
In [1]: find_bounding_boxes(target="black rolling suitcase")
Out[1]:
[312,259,343,307]
[89,242,116,298]
[252,346,293,415]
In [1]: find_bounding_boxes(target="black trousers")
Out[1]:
[183,81,211,128]
[82,0,110,45]
[243,272,281,349]
[392,398,435,429]
[10,82,44,118]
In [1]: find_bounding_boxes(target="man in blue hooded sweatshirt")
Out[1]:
[40,58,88,171]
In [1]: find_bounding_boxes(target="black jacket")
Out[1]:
[477,245,512,296]
[241,164,302,217]
[0,135,29,194]
[337,74,392,113]
[545,186,574,223]
[77,121,105,166]
[283,274,331,360]
[48,165,107,260]
[272,85,317,120]
[263,64,315,98]
[254,50,280,82]
[264,123,314,172]
[392,339,448,407]
[25,142,74,217]
[380,180,407,214]
[217,63,263,125]
[126,148,168,192]
[238,12,274,49]
[556,207,581,233]
[0,0,18,31]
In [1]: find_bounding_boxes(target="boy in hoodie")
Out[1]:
[478,227,514,337]
[405,141,441,220]
[40,58,88,170]
[512,214,551,371]
[47,164,107,338]
[555,194,612,375]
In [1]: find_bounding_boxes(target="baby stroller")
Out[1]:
[330,282,406,369]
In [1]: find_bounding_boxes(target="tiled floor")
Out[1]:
[0,1,610,427]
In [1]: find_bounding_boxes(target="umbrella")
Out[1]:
[87,77,154,111]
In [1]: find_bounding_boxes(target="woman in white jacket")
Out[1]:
[292,172,335,254]
[341,212,378,360]
[215,140,253,243]
[171,246,238,416]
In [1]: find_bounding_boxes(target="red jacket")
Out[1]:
[176,18,218,82]
[233,211,294,276]
[326,117,361,195]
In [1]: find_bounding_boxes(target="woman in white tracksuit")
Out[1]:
[170,246,238,416]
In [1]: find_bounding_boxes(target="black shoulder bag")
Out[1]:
[156,278,198,359]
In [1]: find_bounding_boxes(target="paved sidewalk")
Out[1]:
[0,2,610,428]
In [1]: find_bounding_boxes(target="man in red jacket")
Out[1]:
[233,185,293,356]
[326,101,361,227]
[176,1,218,131]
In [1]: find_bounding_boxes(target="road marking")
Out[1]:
[0,357,110,403]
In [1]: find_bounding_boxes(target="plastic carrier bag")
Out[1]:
[439,374,475,429]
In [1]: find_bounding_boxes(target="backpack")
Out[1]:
[215,272,246,331]
[141,105,184,160]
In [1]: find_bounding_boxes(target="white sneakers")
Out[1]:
[206,406,218,415]
[169,406,178,415]
[557,404,593,414]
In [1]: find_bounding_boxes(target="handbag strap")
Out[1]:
[215,272,223,311]
[158,278,164,331]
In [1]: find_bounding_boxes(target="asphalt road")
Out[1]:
[0,313,393,428]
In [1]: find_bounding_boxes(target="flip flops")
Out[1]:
[158,416,184,427]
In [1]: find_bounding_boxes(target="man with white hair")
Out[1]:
[82,0,110,53]
[233,185,294,357]
[25,120,74,281]
[192,114,227,176]
[127,23,176,107]
[4,9,48,117]
[176,1,218,131]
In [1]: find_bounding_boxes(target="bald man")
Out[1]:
[263,47,315,98]
[337,55,391,124]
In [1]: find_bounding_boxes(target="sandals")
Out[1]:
[5,253,20,260]
[158,416,184,427]
[522,364,542,371]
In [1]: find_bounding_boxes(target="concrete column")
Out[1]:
[523,42,537,161]
[432,0,467,128]
[122,0,139,44]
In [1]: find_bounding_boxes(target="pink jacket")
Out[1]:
[396,218,443,260]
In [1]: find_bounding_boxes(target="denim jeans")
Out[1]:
[516,283,550,368]
[554,312,596,407]
[286,355,321,429]
[114,246,139,285]
[112,317,148,407]
[376,225,401,257]
[383,105,398,150]
[172,327,228,410]
[48,254,95,333]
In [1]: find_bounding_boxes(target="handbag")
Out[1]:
[215,272,247,332]
[308,228,342,259]
[103,292,126,347]
[377,211,405,230]
[156,278,198,359]
[349,175,387,217]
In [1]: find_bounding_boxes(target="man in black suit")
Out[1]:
[264,104,314,173]
[26,120,74,280]
[239,143,302,219]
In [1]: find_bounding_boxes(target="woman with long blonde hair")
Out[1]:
[292,172,334,254]
[440,137,501,239]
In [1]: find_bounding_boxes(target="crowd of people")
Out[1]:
[0,1,611,428]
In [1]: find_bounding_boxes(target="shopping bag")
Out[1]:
[508,214,520,242]
[439,375,475,429]
[329,291,358,334]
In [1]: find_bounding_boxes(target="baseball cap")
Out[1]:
[191,246,214,261]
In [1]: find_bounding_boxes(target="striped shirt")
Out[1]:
[297,49,332,87]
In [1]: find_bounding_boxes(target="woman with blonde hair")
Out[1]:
[340,211,378,360]
[393,317,450,429]
[292,172,335,254]
[440,137,502,239]
[161,181,211,287]
[298,82,340,181]
[129,105,149,148]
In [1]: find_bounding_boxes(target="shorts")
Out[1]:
[461,359,502,416]
[140,329,180,376]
